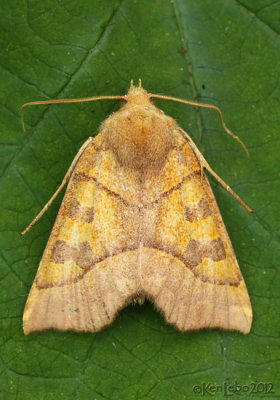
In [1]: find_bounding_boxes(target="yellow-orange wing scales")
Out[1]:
[23,133,141,334]
[23,85,252,334]
[139,130,252,334]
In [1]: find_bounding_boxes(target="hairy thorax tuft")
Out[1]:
[103,104,176,172]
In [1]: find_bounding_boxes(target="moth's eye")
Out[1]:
[119,99,127,108]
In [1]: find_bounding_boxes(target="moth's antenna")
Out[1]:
[20,95,125,132]
[151,94,249,157]
[139,78,142,87]
[130,80,134,88]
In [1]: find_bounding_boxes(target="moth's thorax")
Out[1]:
[103,96,177,171]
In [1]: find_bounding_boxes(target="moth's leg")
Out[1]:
[179,128,253,213]
[22,136,94,235]
[200,165,204,183]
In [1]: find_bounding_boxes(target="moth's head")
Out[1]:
[124,79,152,106]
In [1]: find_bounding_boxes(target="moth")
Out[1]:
[21,80,252,334]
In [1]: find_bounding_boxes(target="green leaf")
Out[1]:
[1,0,279,399]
